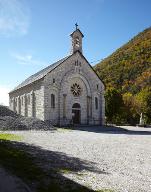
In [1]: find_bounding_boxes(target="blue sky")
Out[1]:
[0,0,151,105]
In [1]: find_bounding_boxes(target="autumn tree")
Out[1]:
[134,87,151,124]
[105,88,124,124]
[122,92,139,124]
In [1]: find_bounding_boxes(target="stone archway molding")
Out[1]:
[67,73,91,96]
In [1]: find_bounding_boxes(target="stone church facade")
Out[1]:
[9,26,105,126]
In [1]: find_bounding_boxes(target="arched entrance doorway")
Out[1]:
[72,103,81,124]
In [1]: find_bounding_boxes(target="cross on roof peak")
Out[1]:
[75,23,78,30]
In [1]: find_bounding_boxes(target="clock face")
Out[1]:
[71,83,82,96]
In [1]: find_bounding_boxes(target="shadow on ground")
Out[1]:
[0,139,109,192]
[69,125,151,135]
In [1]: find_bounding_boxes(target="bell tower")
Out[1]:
[70,23,84,54]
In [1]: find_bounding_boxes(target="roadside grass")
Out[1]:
[0,133,115,192]
[0,141,46,187]
[0,133,22,141]
[57,128,72,132]
[0,140,94,191]
[96,190,114,192]
[59,168,73,174]
[0,139,93,192]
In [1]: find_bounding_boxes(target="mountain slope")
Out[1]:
[94,27,151,94]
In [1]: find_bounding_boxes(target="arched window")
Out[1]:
[21,97,24,106]
[51,94,55,108]
[97,84,99,90]
[28,95,30,105]
[95,97,98,110]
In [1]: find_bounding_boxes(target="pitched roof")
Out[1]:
[70,29,84,38]
[10,55,70,93]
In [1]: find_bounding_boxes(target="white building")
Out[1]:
[9,26,105,126]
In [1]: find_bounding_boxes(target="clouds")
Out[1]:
[0,85,10,106]
[0,0,30,36]
[11,52,47,66]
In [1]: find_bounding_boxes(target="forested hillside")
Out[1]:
[94,27,151,124]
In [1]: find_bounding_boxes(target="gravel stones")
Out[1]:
[0,105,54,130]
[8,128,151,192]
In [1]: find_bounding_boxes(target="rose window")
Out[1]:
[71,83,82,96]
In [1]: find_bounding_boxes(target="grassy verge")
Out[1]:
[0,134,114,192]
[96,190,114,192]
[0,140,94,192]
[0,141,46,189]
[0,133,22,141]
[57,128,72,132]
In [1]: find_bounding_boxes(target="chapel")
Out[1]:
[9,25,105,126]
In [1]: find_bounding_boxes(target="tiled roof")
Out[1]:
[10,55,70,93]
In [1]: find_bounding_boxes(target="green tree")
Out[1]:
[134,87,151,124]
[105,88,124,124]
[122,92,139,124]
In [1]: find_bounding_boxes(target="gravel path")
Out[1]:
[4,127,151,192]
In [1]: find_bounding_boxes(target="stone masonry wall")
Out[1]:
[44,51,105,125]
[9,79,45,120]
[9,52,105,125]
